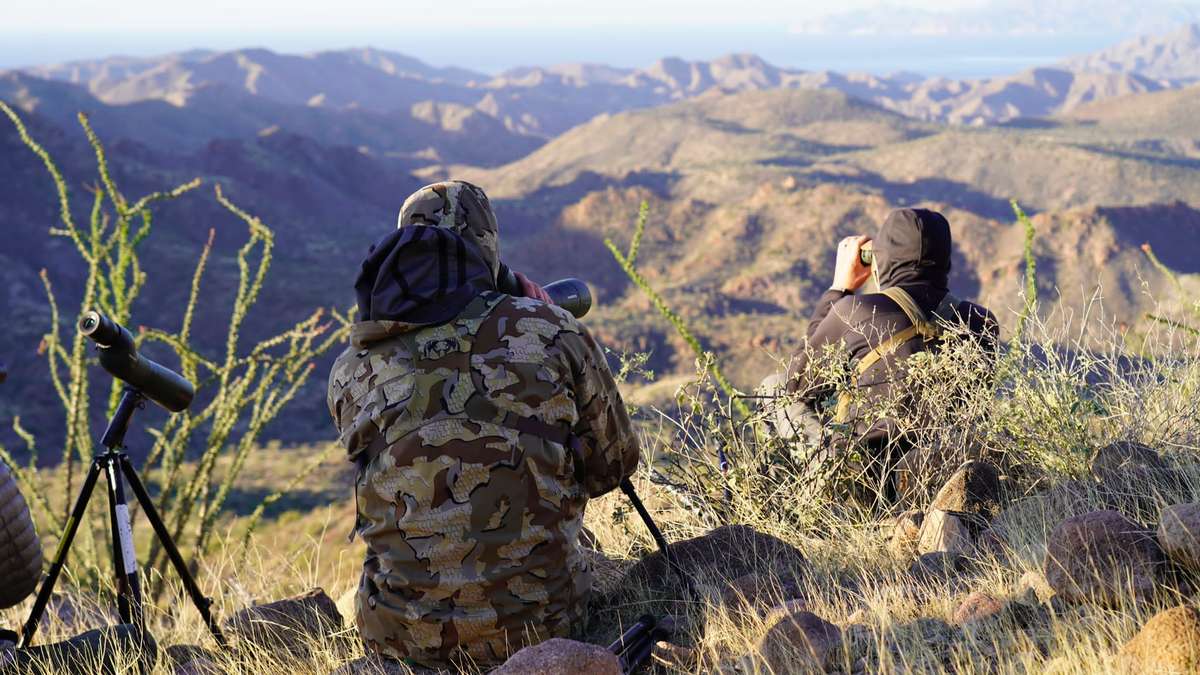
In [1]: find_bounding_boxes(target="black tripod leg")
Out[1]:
[119,456,227,648]
[18,458,104,648]
[105,456,144,630]
[619,479,675,571]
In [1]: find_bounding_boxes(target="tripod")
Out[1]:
[18,388,226,648]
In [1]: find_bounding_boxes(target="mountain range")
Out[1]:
[2,25,1199,451]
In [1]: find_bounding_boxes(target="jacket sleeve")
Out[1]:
[562,323,641,498]
[787,291,853,404]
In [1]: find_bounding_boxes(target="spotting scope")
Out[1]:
[496,264,592,319]
[79,311,195,412]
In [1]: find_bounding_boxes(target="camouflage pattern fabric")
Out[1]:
[396,181,501,281]
[327,292,640,667]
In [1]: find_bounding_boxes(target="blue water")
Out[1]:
[0,29,1125,79]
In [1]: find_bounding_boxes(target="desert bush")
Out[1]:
[0,103,349,589]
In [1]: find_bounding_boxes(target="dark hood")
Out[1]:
[354,180,501,328]
[354,225,495,326]
[873,208,951,294]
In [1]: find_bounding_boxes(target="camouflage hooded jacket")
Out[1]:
[327,181,640,667]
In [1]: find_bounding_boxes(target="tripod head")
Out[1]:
[79,311,194,412]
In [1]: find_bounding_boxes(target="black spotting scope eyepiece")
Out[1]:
[496,264,593,319]
[79,310,195,413]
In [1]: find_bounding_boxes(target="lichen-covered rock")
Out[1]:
[1044,510,1165,607]
[930,460,1002,521]
[917,509,972,556]
[223,588,343,659]
[1117,605,1200,673]
[492,638,621,675]
[756,604,842,672]
[1158,503,1200,573]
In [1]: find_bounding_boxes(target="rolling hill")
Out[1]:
[2,33,1200,453]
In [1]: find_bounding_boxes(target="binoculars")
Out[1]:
[496,264,592,319]
[859,243,875,267]
[79,311,195,412]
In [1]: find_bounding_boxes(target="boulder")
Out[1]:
[1044,510,1166,607]
[1117,605,1200,673]
[6,624,157,674]
[1090,442,1181,514]
[1090,441,1169,480]
[623,525,807,585]
[917,509,973,557]
[887,510,924,560]
[223,588,343,659]
[952,591,1004,626]
[717,573,803,616]
[492,638,621,675]
[930,461,1002,521]
[755,603,842,672]
[1158,503,1200,573]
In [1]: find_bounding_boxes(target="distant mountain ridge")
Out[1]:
[1062,23,1200,81]
[11,24,1200,141]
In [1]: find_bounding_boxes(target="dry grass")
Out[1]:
[4,305,1200,675]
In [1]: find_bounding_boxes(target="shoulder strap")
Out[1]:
[833,287,944,424]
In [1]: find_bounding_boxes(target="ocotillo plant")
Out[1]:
[0,102,349,589]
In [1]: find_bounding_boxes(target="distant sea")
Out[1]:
[0,29,1126,79]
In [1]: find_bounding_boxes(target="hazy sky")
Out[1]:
[6,0,983,32]
[0,0,1189,74]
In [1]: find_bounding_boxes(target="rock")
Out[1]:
[930,460,1002,521]
[1117,605,1200,673]
[492,638,621,675]
[166,644,222,675]
[756,604,842,672]
[651,641,697,670]
[973,528,1009,561]
[1090,441,1169,480]
[1158,503,1200,573]
[1091,442,1181,515]
[717,573,803,616]
[223,588,343,659]
[7,624,157,674]
[909,551,971,583]
[952,591,1005,626]
[1015,570,1056,605]
[887,510,924,560]
[917,509,973,556]
[623,524,807,585]
[1044,510,1166,607]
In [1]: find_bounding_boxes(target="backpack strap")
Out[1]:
[833,287,949,423]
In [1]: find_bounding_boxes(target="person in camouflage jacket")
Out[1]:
[327,180,640,668]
